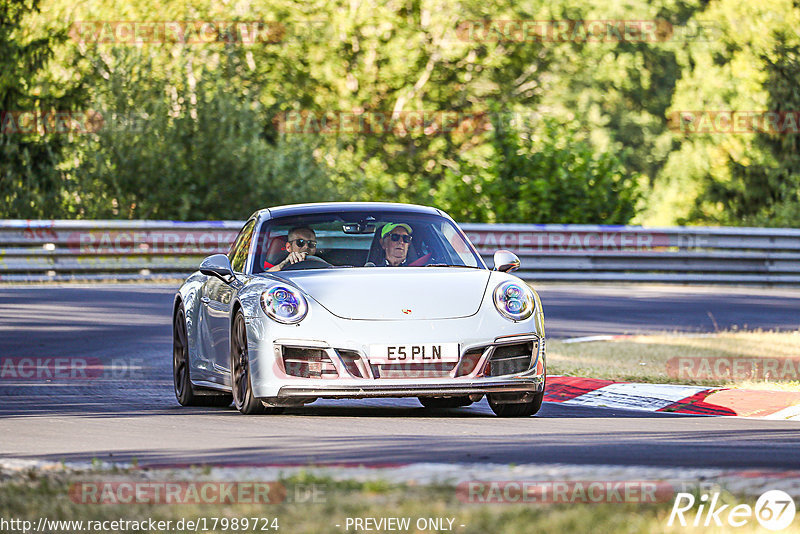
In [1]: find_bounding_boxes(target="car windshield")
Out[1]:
[252,211,484,273]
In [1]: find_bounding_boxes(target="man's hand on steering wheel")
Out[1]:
[280,255,332,271]
[275,251,308,270]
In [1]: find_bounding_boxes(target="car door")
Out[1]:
[200,219,255,381]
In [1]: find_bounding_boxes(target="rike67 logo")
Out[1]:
[668,490,796,530]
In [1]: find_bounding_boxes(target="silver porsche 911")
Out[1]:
[172,202,546,417]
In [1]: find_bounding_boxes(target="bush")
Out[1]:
[434,115,641,224]
[70,52,334,220]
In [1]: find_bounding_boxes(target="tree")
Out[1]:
[71,49,334,219]
[692,33,800,226]
[664,0,800,227]
[7,0,780,226]
[0,0,85,218]
[433,113,641,223]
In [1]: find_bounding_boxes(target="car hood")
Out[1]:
[274,267,492,320]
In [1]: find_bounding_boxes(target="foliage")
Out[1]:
[1,0,798,225]
[665,0,800,227]
[0,0,85,218]
[691,32,800,226]
[433,114,641,223]
[71,49,333,219]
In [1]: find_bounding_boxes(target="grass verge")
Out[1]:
[0,470,791,534]
[548,330,800,390]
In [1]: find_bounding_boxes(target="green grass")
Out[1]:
[548,330,800,390]
[1,470,790,534]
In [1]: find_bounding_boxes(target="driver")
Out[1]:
[379,223,412,266]
[268,227,317,271]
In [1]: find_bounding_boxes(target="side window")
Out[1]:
[228,220,255,273]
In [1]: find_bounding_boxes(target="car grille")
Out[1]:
[282,347,338,379]
[370,362,457,379]
[485,341,536,377]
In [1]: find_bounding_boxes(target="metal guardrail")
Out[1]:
[0,220,240,282]
[1,220,799,284]
[460,224,800,284]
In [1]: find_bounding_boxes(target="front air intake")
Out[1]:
[455,348,486,377]
[485,341,536,377]
[281,347,338,379]
[336,349,366,378]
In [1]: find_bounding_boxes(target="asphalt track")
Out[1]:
[1,283,799,470]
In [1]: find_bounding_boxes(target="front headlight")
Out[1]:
[260,284,308,324]
[493,281,534,321]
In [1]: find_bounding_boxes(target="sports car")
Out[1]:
[172,202,546,416]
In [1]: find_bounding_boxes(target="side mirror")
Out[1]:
[200,254,236,283]
[493,250,520,273]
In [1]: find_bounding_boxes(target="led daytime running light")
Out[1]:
[260,284,308,324]
[493,281,534,321]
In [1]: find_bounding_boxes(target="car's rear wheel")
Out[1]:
[488,390,544,417]
[231,310,283,415]
[173,304,232,407]
[418,396,473,409]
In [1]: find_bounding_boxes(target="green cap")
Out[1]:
[381,223,412,238]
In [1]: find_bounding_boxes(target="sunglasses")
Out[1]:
[290,238,317,248]
[388,234,412,243]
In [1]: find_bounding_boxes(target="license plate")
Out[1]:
[368,343,459,364]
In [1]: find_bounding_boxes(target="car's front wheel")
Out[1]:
[231,310,283,415]
[488,390,544,417]
[173,303,232,407]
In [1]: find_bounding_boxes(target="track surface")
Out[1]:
[1,284,799,469]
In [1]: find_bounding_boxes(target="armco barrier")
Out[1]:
[0,220,241,282]
[1,220,800,284]
[460,223,800,284]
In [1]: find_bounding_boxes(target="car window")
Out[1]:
[439,221,480,268]
[228,219,255,273]
[251,212,484,272]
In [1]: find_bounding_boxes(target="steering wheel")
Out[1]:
[281,255,332,271]
[409,253,434,267]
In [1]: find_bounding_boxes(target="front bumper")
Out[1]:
[247,306,546,401]
[275,376,544,400]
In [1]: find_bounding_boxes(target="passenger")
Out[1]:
[268,227,317,271]
[379,223,412,266]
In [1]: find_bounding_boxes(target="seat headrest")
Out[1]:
[262,235,288,269]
